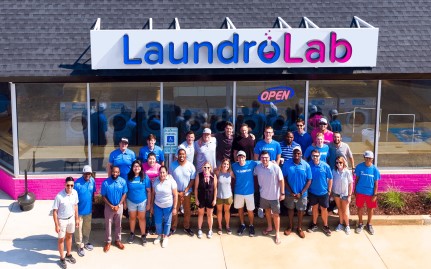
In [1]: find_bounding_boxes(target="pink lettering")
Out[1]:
[268,91,277,99]
[305,40,325,63]
[284,33,303,63]
[329,32,352,63]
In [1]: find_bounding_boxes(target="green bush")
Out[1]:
[422,187,431,203]
[380,188,405,209]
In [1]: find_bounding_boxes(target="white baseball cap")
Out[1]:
[203,128,212,134]
[82,165,93,173]
[237,150,246,157]
[364,150,374,158]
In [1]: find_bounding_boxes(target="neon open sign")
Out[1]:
[258,86,295,104]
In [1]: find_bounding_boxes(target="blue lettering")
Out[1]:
[144,42,164,65]
[193,41,213,64]
[243,41,257,63]
[123,34,142,65]
[169,42,189,64]
[217,33,239,64]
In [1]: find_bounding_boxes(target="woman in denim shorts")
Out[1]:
[332,156,353,235]
[215,158,234,235]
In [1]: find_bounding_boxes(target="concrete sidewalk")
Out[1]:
[1,191,430,269]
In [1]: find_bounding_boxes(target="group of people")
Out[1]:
[52,118,380,268]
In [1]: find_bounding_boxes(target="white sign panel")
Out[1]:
[91,28,379,69]
[163,127,178,154]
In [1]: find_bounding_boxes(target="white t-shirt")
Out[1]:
[153,175,177,208]
[52,189,78,219]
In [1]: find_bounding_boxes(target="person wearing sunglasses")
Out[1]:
[73,165,96,257]
[52,177,79,269]
[293,118,312,153]
[332,156,353,235]
[307,150,333,237]
[194,161,218,239]
[311,118,333,145]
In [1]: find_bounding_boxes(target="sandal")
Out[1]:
[275,237,281,245]
[217,227,222,235]
[262,229,273,236]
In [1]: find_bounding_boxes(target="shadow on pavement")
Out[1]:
[0,234,58,267]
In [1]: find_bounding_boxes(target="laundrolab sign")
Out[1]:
[91,28,379,69]
[258,86,295,105]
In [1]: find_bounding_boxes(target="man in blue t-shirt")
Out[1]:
[307,150,333,236]
[282,147,312,239]
[354,150,380,235]
[293,118,312,153]
[138,134,165,165]
[303,133,330,163]
[254,126,281,165]
[232,150,258,236]
[101,166,128,252]
[279,131,300,165]
[73,165,96,257]
[107,137,136,180]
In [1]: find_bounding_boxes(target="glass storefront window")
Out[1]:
[16,83,87,174]
[0,83,13,170]
[89,82,161,171]
[236,81,305,141]
[163,82,233,142]
[308,80,378,166]
[379,80,431,168]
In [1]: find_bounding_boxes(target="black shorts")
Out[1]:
[308,192,329,208]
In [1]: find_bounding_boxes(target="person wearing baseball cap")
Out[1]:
[107,137,136,180]
[195,127,217,172]
[354,150,380,235]
[311,117,333,145]
[73,165,96,257]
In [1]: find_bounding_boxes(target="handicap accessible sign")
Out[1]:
[163,127,178,154]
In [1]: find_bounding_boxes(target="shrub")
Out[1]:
[380,188,405,209]
[422,186,431,204]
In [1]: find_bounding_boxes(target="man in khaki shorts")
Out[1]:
[52,177,79,269]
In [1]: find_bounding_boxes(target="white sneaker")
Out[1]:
[335,223,344,232]
[345,226,351,235]
[258,208,264,219]
[333,207,339,214]
[197,229,203,239]
[154,236,161,245]
[161,237,169,248]
[207,230,213,239]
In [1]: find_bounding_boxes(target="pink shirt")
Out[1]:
[142,162,161,183]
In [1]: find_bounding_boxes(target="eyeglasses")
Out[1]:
[336,162,343,164]
[203,167,210,169]
[296,124,304,127]
[319,123,327,125]
[66,184,74,187]
[311,155,320,158]
[84,172,92,175]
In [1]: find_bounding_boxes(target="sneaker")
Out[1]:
[355,223,364,234]
[65,254,76,264]
[257,207,264,218]
[307,223,318,233]
[184,228,194,237]
[59,259,67,269]
[322,226,332,236]
[141,234,147,246]
[168,228,176,237]
[345,226,351,235]
[237,224,246,236]
[333,207,339,214]
[335,223,344,232]
[84,243,93,251]
[366,224,375,235]
[249,225,255,237]
[307,207,312,216]
[197,229,203,239]
[77,247,85,257]
[226,227,232,235]
[154,235,162,245]
[128,232,135,244]
[207,230,213,239]
[161,237,169,248]
[150,226,156,235]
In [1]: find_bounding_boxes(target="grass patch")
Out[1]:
[380,188,405,209]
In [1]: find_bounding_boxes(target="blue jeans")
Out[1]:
[153,204,173,235]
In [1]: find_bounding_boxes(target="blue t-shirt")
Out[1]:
[232,161,258,195]
[74,176,96,216]
[254,140,281,161]
[309,161,333,196]
[109,148,136,179]
[169,161,196,194]
[293,131,313,153]
[304,144,330,163]
[282,159,312,197]
[101,176,128,206]
[127,175,151,204]
[355,162,380,196]
[138,145,165,164]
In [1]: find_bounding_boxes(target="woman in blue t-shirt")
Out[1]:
[126,160,151,245]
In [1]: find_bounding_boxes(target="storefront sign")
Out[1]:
[91,28,378,69]
[258,86,294,104]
